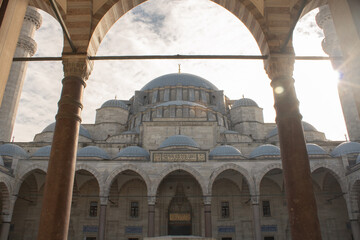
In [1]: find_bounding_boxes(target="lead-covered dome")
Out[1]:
[209,145,243,157]
[306,143,328,155]
[0,144,28,158]
[101,99,128,110]
[267,121,318,139]
[156,101,205,108]
[232,98,258,108]
[32,145,51,157]
[77,146,110,159]
[250,144,281,158]
[159,135,199,149]
[141,73,219,91]
[42,122,92,139]
[115,146,150,158]
[331,141,360,157]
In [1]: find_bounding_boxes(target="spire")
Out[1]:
[178,64,181,74]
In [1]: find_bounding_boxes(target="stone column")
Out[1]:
[0,0,29,105]
[204,196,212,237]
[0,6,42,142]
[98,204,107,240]
[0,195,17,240]
[266,53,322,240]
[37,54,92,240]
[251,197,261,240]
[316,5,360,141]
[148,196,156,237]
[350,219,360,240]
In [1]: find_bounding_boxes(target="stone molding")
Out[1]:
[62,54,93,80]
[16,35,37,56]
[265,53,295,80]
[24,7,42,30]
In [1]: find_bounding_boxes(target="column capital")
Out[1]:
[99,196,108,205]
[147,196,156,205]
[203,195,211,205]
[62,54,93,80]
[251,195,260,205]
[265,53,295,81]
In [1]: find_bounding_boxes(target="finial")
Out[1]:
[115,95,117,100]
[178,64,181,74]
[242,94,245,98]
[12,136,15,142]
[345,134,348,142]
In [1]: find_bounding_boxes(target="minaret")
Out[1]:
[0,7,42,142]
[316,5,360,141]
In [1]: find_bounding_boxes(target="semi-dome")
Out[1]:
[331,141,360,157]
[159,135,199,149]
[232,98,258,108]
[156,101,205,108]
[250,144,281,158]
[209,145,243,157]
[306,143,328,155]
[32,145,51,157]
[140,73,219,91]
[267,121,318,138]
[42,122,92,139]
[77,146,110,159]
[0,144,28,158]
[115,146,149,158]
[101,99,128,110]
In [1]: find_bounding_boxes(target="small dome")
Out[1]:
[306,143,327,155]
[115,146,149,158]
[159,135,199,149]
[156,101,205,108]
[250,144,281,158]
[267,121,318,138]
[331,141,360,157]
[0,144,28,158]
[232,98,258,108]
[42,122,92,139]
[209,145,243,157]
[141,73,219,91]
[101,99,128,110]
[32,145,51,157]
[77,146,110,159]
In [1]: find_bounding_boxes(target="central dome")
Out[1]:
[140,73,219,91]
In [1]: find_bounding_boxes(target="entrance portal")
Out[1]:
[168,183,192,235]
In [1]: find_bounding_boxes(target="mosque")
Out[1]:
[0,70,360,240]
[0,1,360,240]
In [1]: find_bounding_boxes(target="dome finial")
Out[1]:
[178,64,181,74]
[115,95,117,100]
[242,94,245,98]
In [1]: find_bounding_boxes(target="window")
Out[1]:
[221,201,230,218]
[130,201,139,218]
[262,201,271,217]
[89,201,98,217]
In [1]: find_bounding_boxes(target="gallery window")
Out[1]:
[221,201,230,218]
[89,201,98,217]
[130,201,139,218]
[262,200,271,217]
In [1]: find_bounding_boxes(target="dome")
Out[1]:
[267,121,318,138]
[101,99,128,110]
[331,141,360,157]
[115,146,149,158]
[159,135,199,149]
[77,146,110,159]
[32,145,51,157]
[141,73,219,91]
[156,101,205,108]
[250,144,281,158]
[232,98,258,108]
[0,144,28,158]
[42,122,92,139]
[306,143,328,155]
[209,145,243,157]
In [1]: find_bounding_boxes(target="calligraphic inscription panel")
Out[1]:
[152,152,206,162]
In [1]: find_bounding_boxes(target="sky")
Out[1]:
[12,0,346,142]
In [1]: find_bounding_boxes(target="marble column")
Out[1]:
[251,197,261,240]
[0,6,42,142]
[148,196,156,237]
[204,196,212,237]
[316,5,360,141]
[37,55,92,240]
[266,53,322,240]
[98,204,107,240]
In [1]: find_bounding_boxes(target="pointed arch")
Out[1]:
[15,164,48,194]
[151,164,206,197]
[208,163,254,196]
[0,177,12,219]
[255,162,283,192]
[310,163,346,193]
[75,163,103,192]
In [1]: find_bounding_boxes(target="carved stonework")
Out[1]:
[17,35,37,56]
[62,54,94,80]
[24,7,42,30]
[265,53,295,80]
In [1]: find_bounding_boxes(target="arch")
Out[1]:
[0,177,12,219]
[255,162,283,193]
[15,164,48,194]
[151,164,207,197]
[28,0,66,21]
[88,0,269,56]
[300,0,328,18]
[310,164,346,193]
[104,164,151,196]
[348,176,360,219]
[75,163,103,192]
[208,163,254,196]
